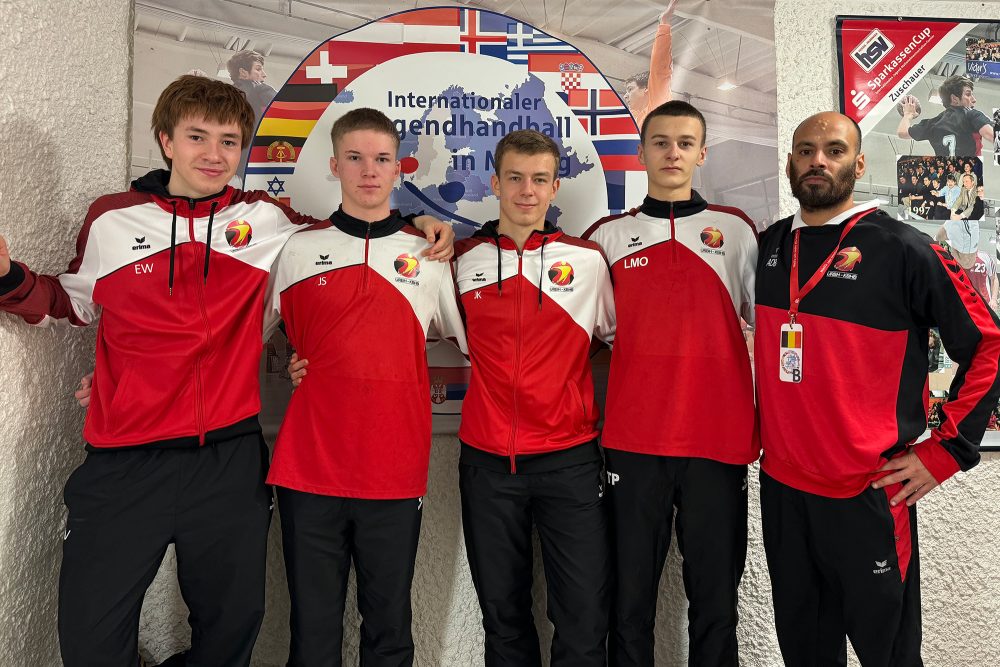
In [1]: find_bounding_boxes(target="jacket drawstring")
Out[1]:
[203,201,217,284]
[168,202,178,296]
[495,229,503,296]
[537,236,547,309]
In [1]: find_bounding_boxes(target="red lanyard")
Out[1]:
[789,209,872,323]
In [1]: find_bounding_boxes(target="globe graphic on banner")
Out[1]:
[244,8,645,239]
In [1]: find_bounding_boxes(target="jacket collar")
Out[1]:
[474,219,563,251]
[639,190,708,219]
[329,207,406,239]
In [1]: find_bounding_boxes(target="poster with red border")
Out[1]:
[838,16,1000,448]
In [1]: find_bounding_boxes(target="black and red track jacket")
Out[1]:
[265,209,467,499]
[454,221,615,472]
[0,169,316,448]
[583,192,759,464]
[756,205,1000,498]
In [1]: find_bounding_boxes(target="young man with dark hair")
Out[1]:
[226,49,278,182]
[583,100,758,666]
[268,107,467,667]
[452,129,615,666]
[757,111,1000,664]
[1,76,452,666]
[226,49,276,118]
[897,75,994,157]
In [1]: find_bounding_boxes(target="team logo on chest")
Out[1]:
[394,253,421,286]
[225,220,253,249]
[828,246,862,280]
[700,227,725,255]
[548,260,575,293]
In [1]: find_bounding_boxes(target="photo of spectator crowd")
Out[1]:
[967,37,1000,63]
[896,154,984,221]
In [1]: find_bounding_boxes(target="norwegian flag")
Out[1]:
[567,88,638,137]
[459,10,509,57]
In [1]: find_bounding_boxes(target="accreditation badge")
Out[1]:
[779,323,803,383]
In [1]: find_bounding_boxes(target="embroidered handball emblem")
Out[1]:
[394,253,420,278]
[834,247,862,272]
[700,227,724,249]
[225,220,253,248]
[548,261,574,286]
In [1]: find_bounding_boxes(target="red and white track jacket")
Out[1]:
[583,192,759,464]
[265,209,467,499]
[756,207,1000,497]
[0,169,313,448]
[454,222,615,471]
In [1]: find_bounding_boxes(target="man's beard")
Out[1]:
[789,162,856,211]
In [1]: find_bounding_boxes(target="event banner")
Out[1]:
[838,16,1000,444]
[243,7,646,241]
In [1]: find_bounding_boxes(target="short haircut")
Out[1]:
[641,100,707,144]
[226,50,264,82]
[625,70,650,90]
[150,75,255,167]
[939,75,974,108]
[329,107,400,155]
[493,129,561,178]
[947,174,957,184]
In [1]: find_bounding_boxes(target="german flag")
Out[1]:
[781,329,802,348]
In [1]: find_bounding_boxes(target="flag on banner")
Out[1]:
[527,53,608,94]
[506,23,577,64]
[567,88,638,136]
[460,10,509,57]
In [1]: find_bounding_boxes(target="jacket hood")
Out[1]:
[472,219,562,250]
[471,220,562,304]
[130,170,229,295]
[131,169,232,208]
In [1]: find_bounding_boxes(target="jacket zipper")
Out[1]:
[507,247,523,473]
[361,223,371,293]
[189,199,212,445]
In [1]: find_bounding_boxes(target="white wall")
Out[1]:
[0,1,133,665]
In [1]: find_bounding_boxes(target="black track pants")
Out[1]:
[59,433,272,667]
[277,488,423,667]
[604,450,748,667]
[459,459,610,667]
